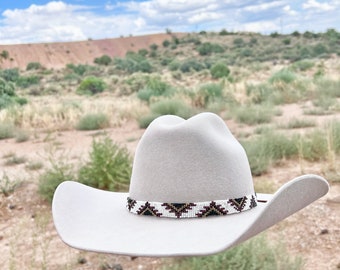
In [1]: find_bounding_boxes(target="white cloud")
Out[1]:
[0,1,147,44]
[0,0,339,44]
[244,1,285,12]
[283,5,298,16]
[302,0,335,11]
[241,20,280,33]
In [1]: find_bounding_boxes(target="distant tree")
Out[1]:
[26,62,42,71]
[77,76,107,95]
[165,28,172,34]
[163,39,171,47]
[270,32,280,38]
[291,31,300,37]
[210,62,230,79]
[0,50,9,60]
[150,43,158,51]
[94,55,112,66]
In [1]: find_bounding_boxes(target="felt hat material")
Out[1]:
[52,112,329,256]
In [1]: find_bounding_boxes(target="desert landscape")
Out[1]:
[0,30,339,269]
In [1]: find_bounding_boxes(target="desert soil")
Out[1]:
[0,103,339,270]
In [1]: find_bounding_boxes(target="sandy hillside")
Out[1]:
[0,33,184,69]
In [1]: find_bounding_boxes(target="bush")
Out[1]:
[210,62,230,79]
[16,75,40,88]
[138,99,194,128]
[164,235,303,270]
[76,113,110,130]
[76,76,107,95]
[269,69,297,84]
[137,77,174,102]
[94,54,112,66]
[294,130,328,162]
[138,49,148,56]
[290,60,314,71]
[242,130,298,175]
[179,59,205,73]
[66,63,95,76]
[197,42,224,56]
[38,160,75,203]
[78,137,132,191]
[114,52,153,74]
[0,123,15,140]
[0,78,16,96]
[163,40,171,47]
[195,83,224,107]
[235,105,275,125]
[283,38,291,45]
[0,68,19,82]
[26,62,42,71]
[233,38,245,47]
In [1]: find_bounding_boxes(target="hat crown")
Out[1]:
[129,113,254,203]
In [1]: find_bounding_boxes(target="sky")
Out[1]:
[0,0,339,44]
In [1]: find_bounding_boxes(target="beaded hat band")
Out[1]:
[127,193,257,219]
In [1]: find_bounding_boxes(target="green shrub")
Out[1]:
[197,42,224,55]
[163,235,303,270]
[76,76,106,95]
[269,69,297,84]
[294,130,328,162]
[26,62,42,70]
[76,113,110,130]
[38,160,75,203]
[151,99,193,118]
[16,75,40,88]
[138,49,148,56]
[283,38,291,45]
[66,63,95,76]
[312,43,328,56]
[233,38,245,47]
[195,83,224,107]
[179,59,205,73]
[0,123,15,140]
[78,137,132,191]
[0,68,20,82]
[163,39,171,47]
[210,62,230,79]
[0,78,16,96]
[290,60,314,71]
[114,52,153,74]
[137,77,174,102]
[329,121,340,154]
[94,54,112,66]
[138,99,194,128]
[138,113,161,129]
[235,105,274,125]
[150,43,158,50]
[242,131,298,175]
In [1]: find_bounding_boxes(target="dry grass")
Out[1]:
[0,95,148,131]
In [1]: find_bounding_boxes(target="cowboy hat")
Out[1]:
[52,112,329,257]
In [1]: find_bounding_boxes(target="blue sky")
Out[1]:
[0,0,339,44]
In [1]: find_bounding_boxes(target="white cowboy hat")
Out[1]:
[52,112,329,257]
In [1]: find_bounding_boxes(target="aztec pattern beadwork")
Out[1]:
[126,194,257,218]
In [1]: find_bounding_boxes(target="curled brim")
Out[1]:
[52,174,328,257]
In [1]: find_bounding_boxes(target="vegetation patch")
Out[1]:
[76,76,107,95]
[78,137,132,191]
[163,235,303,270]
[76,113,110,130]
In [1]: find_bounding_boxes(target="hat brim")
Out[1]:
[52,174,328,257]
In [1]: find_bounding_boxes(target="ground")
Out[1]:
[0,102,339,270]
